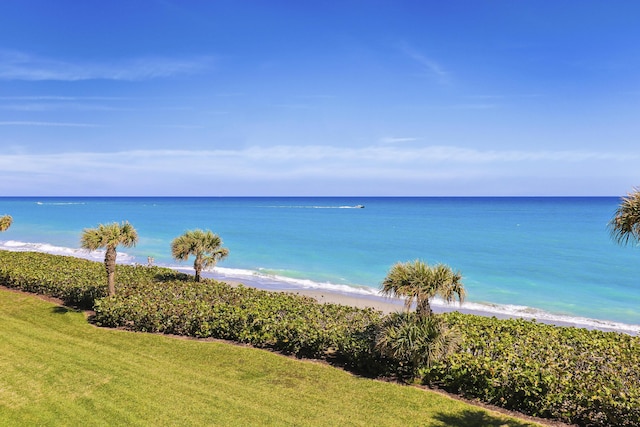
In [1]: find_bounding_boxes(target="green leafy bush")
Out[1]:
[426,312,640,426]
[0,251,106,307]
[0,250,189,308]
[94,278,383,359]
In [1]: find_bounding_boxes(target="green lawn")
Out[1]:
[0,289,541,426]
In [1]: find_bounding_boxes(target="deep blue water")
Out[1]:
[1,197,639,329]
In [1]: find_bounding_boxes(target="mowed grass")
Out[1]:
[0,289,541,427]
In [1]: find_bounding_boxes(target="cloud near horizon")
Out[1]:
[379,137,421,144]
[0,145,635,186]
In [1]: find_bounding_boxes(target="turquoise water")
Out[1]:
[1,197,639,329]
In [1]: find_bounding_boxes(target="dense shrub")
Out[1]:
[426,312,640,426]
[95,279,383,359]
[0,251,106,307]
[0,250,187,308]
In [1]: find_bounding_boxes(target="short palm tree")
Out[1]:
[381,260,465,318]
[80,221,138,296]
[0,215,12,232]
[171,229,229,282]
[375,312,459,381]
[609,188,640,246]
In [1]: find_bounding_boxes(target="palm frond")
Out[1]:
[80,227,103,250]
[118,221,139,247]
[375,312,460,379]
[0,215,13,232]
[170,229,229,280]
[80,221,139,250]
[381,260,465,318]
[609,188,640,246]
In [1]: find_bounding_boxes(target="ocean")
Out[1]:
[1,197,638,333]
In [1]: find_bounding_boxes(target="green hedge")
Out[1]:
[0,250,188,308]
[2,250,639,426]
[428,312,640,426]
[0,251,106,307]
[94,279,382,359]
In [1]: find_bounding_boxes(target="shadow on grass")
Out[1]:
[51,306,71,314]
[433,409,536,427]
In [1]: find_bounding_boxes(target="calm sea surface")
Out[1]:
[1,197,638,330]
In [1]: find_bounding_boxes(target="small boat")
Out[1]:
[355,205,365,209]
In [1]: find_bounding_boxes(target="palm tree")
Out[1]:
[171,229,229,282]
[80,221,138,296]
[375,312,459,381]
[381,260,465,318]
[609,188,640,246]
[0,215,12,232]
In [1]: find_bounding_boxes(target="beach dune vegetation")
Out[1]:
[381,260,465,318]
[0,214,12,232]
[80,221,138,296]
[171,229,229,282]
[609,187,640,246]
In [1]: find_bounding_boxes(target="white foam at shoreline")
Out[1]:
[209,266,640,335]
[446,300,640,335]
[0,240,135,263]
[214,266,382,295]
[2,239,638,335]
[261,205,364,209]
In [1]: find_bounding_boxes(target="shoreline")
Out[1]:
[1,239,639,335]
[216,274,640,336]
[282,289,639,335]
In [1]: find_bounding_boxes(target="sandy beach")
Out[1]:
[282,288,487,317]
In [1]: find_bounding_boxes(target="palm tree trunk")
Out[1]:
[416,296,433,318]
[105,246,117,296]
[194,255,202,282]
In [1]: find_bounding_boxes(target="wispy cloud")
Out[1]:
[0,103,133,112]
[0,95,195,112]
[298,95,337,99]
[398,43,450,85]
[1,145,636,195]
[152,124,205,129]
[0,121,100,127]
[1,145,634,174]
[379,137,420,144]
[0,96,131,101]
[442,104,498,110]
[273,104,313,110]
[0,50,214,81]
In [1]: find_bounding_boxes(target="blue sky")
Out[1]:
[1,0,639,196]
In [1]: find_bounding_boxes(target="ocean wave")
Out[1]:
[440,300,640,335]
[0,240,134,263]
[214,266,381,295]
[261,205,364,209]
[35,201,86,206]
